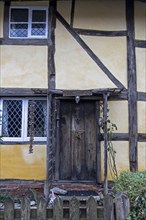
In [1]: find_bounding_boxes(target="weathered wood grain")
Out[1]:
[21,197,30,220]
[103,93,108,195]
[74,28,127,37]
[115,193,130,220]
[4,197,14,220]
[48,0,56,90]
[53,197,63,220]
[96,101,101,183]
[126,0,138,171]
[37,197,47,220]
[104,195,115,220]
[70,197,79,220]
[87,196,97,220]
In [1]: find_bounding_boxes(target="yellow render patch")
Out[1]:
[0,145,46,180]
[74,0,126,30]
[0,2,4,38]
[11,1,49,6]
[136,48,146,92]
[57,1,72,23]
[138,142,146,170]
[135,2,146,40]
[108,101,128,133]
[82,36,127,88]
[56,22,116,90]
[138,102,146,133]
[101,141,129,181]
[0,46,48,88]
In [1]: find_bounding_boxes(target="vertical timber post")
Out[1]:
[96,101,101,184]
[44,0,57,198]
[4,1,10,40]
[126,0,138,171]
[103,93,108,195]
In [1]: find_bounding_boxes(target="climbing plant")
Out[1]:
[0,109,3,142]
[99,101,118,180]
[28,100,35,153]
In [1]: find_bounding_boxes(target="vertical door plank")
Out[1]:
[84,101,97,180]
[60,101,72,179]
[71,102,85,180]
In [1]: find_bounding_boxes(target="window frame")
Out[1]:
[9,6,48,39]
[0,98,47,142]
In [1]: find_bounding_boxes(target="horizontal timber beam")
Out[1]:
[0,38,48,46]
[74,28,127,37]
[137,92,146,101]
[99,133,146,142]
[98,133,129,141]
[56,11,125,89]
[135,40,146,48]
[2,88,146,102]
[0,88,47,97]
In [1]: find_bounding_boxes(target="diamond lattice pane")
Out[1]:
[27,100,47,137]
[2,100,22,137]
[10,24,28,37]
[31,24,46,36]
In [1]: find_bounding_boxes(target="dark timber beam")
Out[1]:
[48,0,56,89]
[45,0,57,198]
[56,11,125,89]
[137,92,146,101]
[70,0,75,27]
[0,39,48,45]
[74,28,127,37]
[126,0,138,171]
[3,1,10,41]
[135,40,146,48]
[103,93,108,195]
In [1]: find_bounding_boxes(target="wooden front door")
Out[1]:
[58,100,97,181]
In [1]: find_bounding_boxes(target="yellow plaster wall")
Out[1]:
[82,36,127,88]
[56,21,117,90]
[136,48,146,92]
[0,2,4,38]
[138,142,146,171]
[138,101,146,133]
[57,1,71,23]
[0,145,46,180]
[101,141,129,180]
[135,1,146,40]
[74,0,126,30]
[56,1,127,90]
[0,45,48,88]
[108,101,128,133]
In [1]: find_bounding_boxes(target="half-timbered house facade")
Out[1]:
[0,0,146,189]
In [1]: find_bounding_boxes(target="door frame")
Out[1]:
[54,96,101,184]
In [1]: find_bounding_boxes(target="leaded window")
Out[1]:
[0,98,47,141]
[9,7,48,38]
